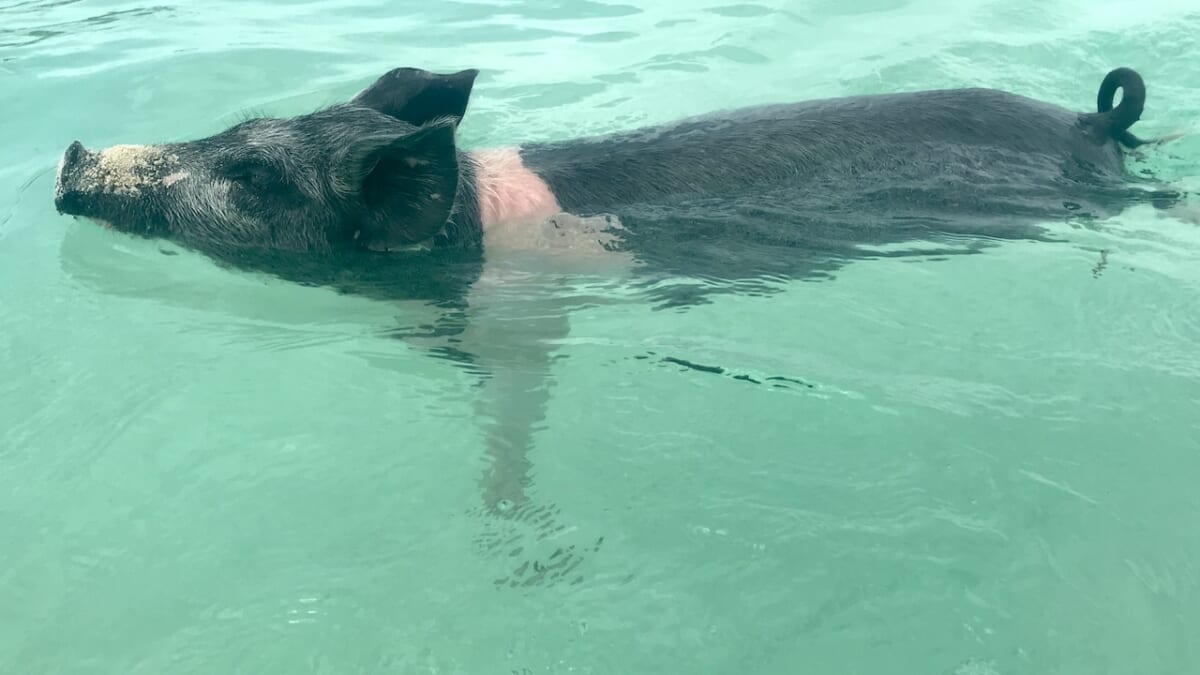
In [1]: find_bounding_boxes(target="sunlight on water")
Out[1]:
[2,1,1200,673]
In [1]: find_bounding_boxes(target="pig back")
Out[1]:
[517,87,1127,216]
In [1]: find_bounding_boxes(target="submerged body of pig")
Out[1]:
[55,66,1174,305]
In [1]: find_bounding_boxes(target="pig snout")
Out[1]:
[53,140,187,236]
[62,140,89,171]
[55,140,97,215]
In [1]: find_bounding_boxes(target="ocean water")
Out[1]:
[3,0,1200,673]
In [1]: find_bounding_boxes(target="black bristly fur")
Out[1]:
[54,65,1181,311]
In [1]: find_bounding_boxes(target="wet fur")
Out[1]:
[514,71,1178,305]
[55,65,1178,309]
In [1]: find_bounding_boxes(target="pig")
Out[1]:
[51,65,1183,586]
[54,64,1181,312]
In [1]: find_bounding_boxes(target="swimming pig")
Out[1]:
[54,64,1179,307]
[50,65,1183,579]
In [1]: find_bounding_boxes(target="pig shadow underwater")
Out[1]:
[52,64,1190,588]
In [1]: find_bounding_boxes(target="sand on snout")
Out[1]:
[78,144,181,196]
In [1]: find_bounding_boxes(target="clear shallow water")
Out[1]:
[3,0,1200,672]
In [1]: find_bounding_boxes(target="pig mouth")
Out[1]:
[55,187,164,237]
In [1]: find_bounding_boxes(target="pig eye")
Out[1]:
[223,160,284,192]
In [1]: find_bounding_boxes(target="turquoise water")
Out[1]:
[4,0,1200,672]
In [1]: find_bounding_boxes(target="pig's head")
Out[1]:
[54,67,481,264]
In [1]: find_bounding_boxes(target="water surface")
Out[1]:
[2,1,1200,673]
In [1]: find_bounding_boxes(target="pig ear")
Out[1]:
[351,67,479,126]
[347,123,460,249]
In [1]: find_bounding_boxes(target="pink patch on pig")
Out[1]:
[471,147,562,228]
